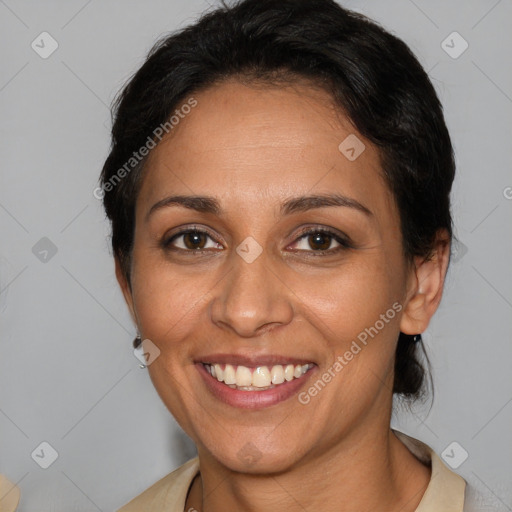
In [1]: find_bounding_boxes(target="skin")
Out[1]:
[117,79,451,512]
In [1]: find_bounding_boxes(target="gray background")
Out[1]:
[1,0,511,510]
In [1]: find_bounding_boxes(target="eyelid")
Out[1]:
[162,224,223,249]
[292,225,352,246]
[286,225,352,255]
[164,224,216,239]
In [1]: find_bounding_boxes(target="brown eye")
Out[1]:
[307,232,333,251]
[183,231,208,250]
[290,227,351,255]
[163,228,222,252]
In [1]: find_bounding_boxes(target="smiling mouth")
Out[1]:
[202,362,315,391]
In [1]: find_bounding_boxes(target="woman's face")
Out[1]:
[122,80,415,473]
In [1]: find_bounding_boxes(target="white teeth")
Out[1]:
[223,364,236,385]
[284,364,295,381]
[214,364,223,382]
[235,365,252,387]
[204,362,313,390]
[252,366,271,388]
[270,365,285,384]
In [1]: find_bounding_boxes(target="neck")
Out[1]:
[186,426,431,512]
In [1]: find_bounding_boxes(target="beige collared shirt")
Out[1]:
[117,430,466,511]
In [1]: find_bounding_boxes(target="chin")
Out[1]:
[218,450,300,475]
[201,434,307,475]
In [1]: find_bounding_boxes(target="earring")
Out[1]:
[133,332,146,369]
[412,334,422,343]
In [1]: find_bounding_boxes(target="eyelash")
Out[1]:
[161,225,352,257]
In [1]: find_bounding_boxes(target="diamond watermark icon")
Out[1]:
[338,134,365,161]
[32,237,58,263]
[31,32,59,59]
[441,32,468,59]
[134,339,161,367]
[441,441,468,469]
[237,442,263,466]
[451,239,468,264]
[31,441,59,469]
[236,236,263,263]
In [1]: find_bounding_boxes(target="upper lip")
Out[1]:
[195,353,315,367]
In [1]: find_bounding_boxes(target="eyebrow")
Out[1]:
[146,193,372,221]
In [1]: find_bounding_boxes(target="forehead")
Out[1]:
[138,79,394,219]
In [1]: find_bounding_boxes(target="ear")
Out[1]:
[115,257,137,325]
[400,229,451,335]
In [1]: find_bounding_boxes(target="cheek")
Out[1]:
[130,246,210,342]
[294,257,402,394]
[129,248,210,431]
[297,256,401,337]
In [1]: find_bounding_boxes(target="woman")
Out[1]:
[100,0,466,510]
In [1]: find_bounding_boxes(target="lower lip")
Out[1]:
[196,363,316,410]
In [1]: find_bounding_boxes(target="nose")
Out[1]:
[210,247,294,338]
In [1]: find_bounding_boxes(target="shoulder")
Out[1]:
[117,457,200,512]
[0,474,21,512]
[393,430,466,512]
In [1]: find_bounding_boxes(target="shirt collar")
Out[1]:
[393,429,466,511]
